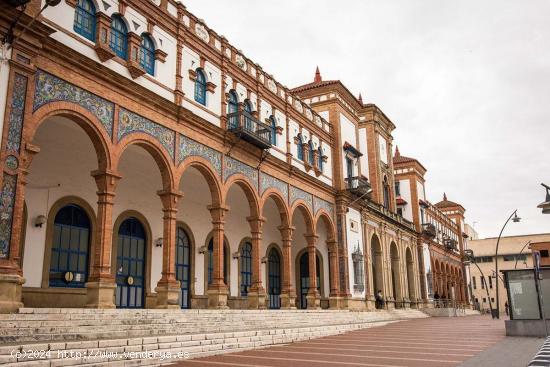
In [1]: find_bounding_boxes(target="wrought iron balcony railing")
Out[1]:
[345,176,372,196]
[227,111,272,150]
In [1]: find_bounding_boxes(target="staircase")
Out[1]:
[0,308,427,366]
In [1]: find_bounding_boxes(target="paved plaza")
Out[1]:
[174,315,542,367]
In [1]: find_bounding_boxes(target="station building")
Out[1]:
[0,0,469,312]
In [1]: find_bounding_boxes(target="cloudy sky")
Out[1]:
[184,0,550,239]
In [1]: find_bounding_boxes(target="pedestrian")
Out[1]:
[505,301,509,316]
[375,290,385,309]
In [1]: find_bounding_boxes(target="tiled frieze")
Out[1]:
[33,70,114,137]
[260,172,288,200]
[0,174,17,259]
[178,134,222,175]
[118,108,176,159]
[6,74,27,153]
[313,196,335,219]
[289,185,313,212]
[223,156,258,191]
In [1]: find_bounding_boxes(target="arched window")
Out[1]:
[194,68,207,105]
[73,0,96,42]
[269,116,277,146]
[296,134,304,161]
[110,15,128,59]
[240,241,252,296]
[175,227,191,309]
[227,90,239,129]
[318,147,324,172]
[49,204,91,288]
[308,140,315,164]
[140,33,155,76]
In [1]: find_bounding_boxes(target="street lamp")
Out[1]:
[464,249,494,316]
[495,210,521,319]
[538,183,550,214]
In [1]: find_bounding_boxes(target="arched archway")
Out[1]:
[266,245,282,309]
[390,242,402,307]
[290,203,316,308]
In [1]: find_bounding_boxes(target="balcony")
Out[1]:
[227,111,272,150]
[422,223,437,239]
[345,176,372,196]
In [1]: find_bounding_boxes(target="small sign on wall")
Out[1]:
[350,219,359,232]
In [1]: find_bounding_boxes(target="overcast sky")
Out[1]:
[184,0,550,239]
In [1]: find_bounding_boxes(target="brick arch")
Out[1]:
[289,201,315,236]
[176,156,222,207]
[115,134,175,190]
[27,103,113,171]
[313,210,336,242]
[260,189,290,228]
[223,175,260,218]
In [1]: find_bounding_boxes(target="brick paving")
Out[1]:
[174,315,506,367]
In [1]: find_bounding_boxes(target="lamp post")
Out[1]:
[537,183,550,214]
[464,249,494,316]
[495,210,521,319]
[514,240,532,269]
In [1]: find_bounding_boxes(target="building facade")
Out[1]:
[0,0,467,312]
[469,234,550,314]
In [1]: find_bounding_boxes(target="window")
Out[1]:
[240,241,252,296]
[475,256,493,263]
[317,147,323,172]
[542,250,549,258]
[483,297,487,303]
[140,33,155,75]
[297,134,304,160]
[489,275,493,289]
[227,90,238,129]
[481,276,485,289]
[397,208,403,216]
[308,140,315,165]
[243,100,253,131]
[73,0,96,42]
[194,68,207,105]
[346,156,353,179]
[110,15,128,59]
[383,176,390,209]
[49,204,91,288]
[491,297,495,302]
[473,276,477,290]
[395,181,401,196]
[269,116,277,146]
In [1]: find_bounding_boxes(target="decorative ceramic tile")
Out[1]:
[260,172,288,200]
[0,174,17,259]
[267,79,277,94]
[178,134,221,175]
[289,185,312,212]
[33,70,114,137]
[118,108,175,159]
[5,156,18,171]
[224,156,258,190]
[313,196,335,219]
[235,54,247,71]
[6,74,27,153]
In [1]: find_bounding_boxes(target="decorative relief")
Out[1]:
[305,108,313,120]
[290,185,313,211]
[178,134,221,175]
[224,156,258,190]
[6,73,27,153]
[314,115,322,127]
[235,54,246,71]
[267,79,277,94]
[195,23,210,43]
[224,48,231,58]
[118,108,175,159]
[33,70,114,137]
[182,15,190,27]
[260,172,288,199]
[0,174,17,259]
[313,196,335,219]
[259,74,264,83]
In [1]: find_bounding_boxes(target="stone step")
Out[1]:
[0,320,399,367]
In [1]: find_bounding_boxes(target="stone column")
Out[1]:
[278,225,296,309]
[86,170,121,308]
[247,216,266,309]
[207,205,229,308]
[305,234,320,309]
[327,239,341,309]
[155,189,183,308]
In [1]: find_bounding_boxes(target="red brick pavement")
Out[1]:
[174,315,505,367]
